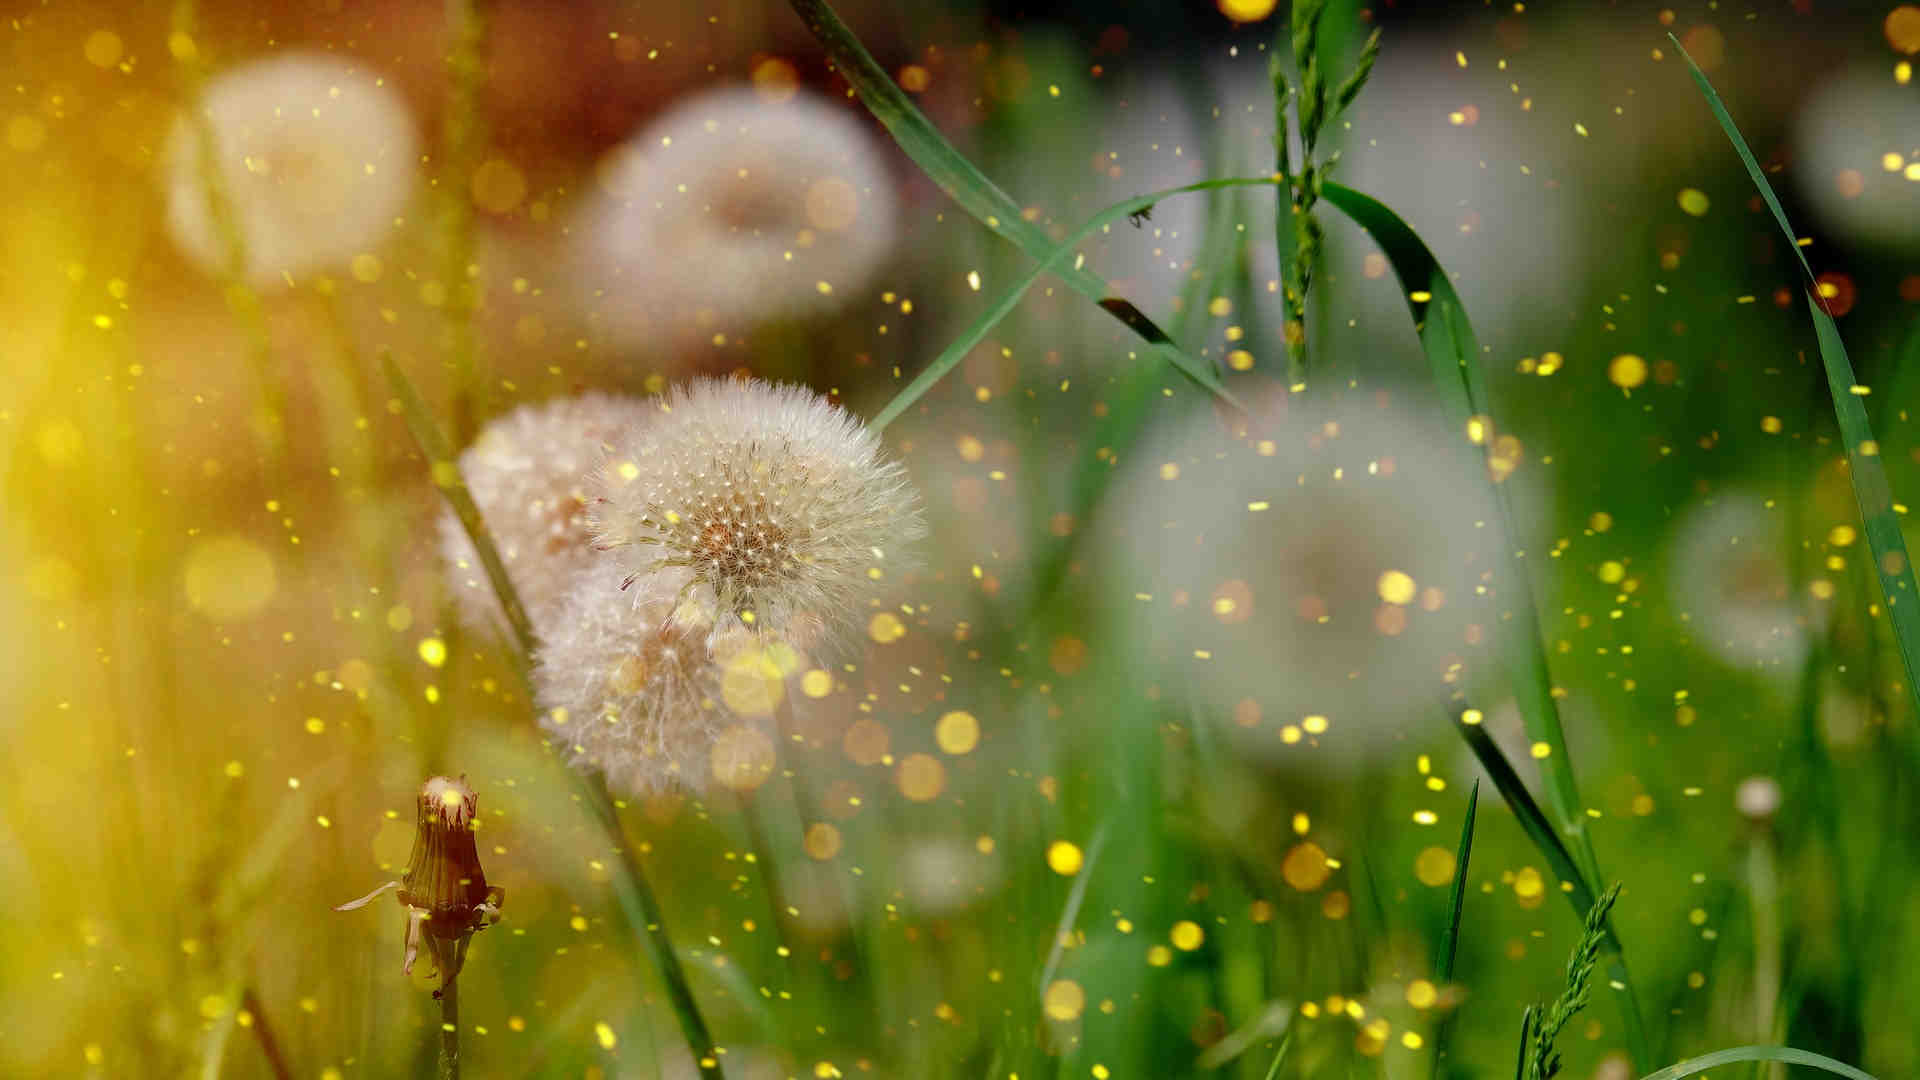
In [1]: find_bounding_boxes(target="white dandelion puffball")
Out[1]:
[573,85,898,346]
[1793,67,1920,253]
[1095,390,1504,759]
[164,52,418,286]
[1666,492,1815,675]
[591,378,924,647]
[439,393,652,637]
[534,560,795,796]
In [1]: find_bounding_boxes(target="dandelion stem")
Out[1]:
[240,987,294,1080]
[438,971,460,1080]
[583,777,727,1080]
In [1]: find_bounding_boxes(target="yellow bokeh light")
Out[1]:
[1216,0,1279,23]
[1609,354,1648,389]
[1677,188,1710,216]
[1043,979,1086,1020]
[896,753,946,801]
[868,611,906,643]
[935,710,980,755]
[1170,920,1205,951]
[801,668,834,698]
[1377,569,1417,606]
[1888,5,1920,54]
[1047,840,1083,876]
[183,535,277,621]
[1281,841,1332,891]
[1414,846,1457,886]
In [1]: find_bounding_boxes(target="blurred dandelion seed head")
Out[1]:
[1666,493,1816,674]
[591,378,924,649]
[164,52,418,286]
[533,559,794,797]
[439,392,652,638]
[573,85,899,347]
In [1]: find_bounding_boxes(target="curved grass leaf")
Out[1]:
[870,176,1284,432]
[787,0,1241,413]
[1671,34,1920,720]
[1319,182,1649,1072]
[1430,778,1479,1074]
[1637,1046,1877,1080]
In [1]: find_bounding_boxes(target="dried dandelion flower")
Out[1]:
[572,86,898,347]
[439,393,651,637]
[165,52,418,286]
[335,775,503,990]
[534,560,797,796]
[590,378,924,648]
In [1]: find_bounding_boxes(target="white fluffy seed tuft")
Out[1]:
[590,378,924,649]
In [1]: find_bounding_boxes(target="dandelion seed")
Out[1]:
[164,53,418,286]
[590,378,924,649]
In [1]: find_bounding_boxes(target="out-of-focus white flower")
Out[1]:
[164,52,418,286]
[1735,775,1783,822]
[898,835,1002,917]
[590,378,924,649]
[1095,389,1502,759]
[573,86,898,347]
[533,559,796,796]
[439,393,651,638]
[1793,68,1920,253]
[1665,493,1812,675]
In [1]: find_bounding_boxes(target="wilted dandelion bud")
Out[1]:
[164,52,418,286]
[334,775,503,990]
[591,378,924,648]
[572,86,899,348]
[439,393,651,637]
[535,560,796,796]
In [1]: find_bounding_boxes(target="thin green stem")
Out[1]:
[438,971,460,1080]
[240,987,294,1080]
[439,0,491,444]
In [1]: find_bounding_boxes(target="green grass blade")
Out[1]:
[379,350,538,659]
[1636,1046,1878,1080]
[1317,181,1599,879]
[1671,34,1920,718]
[869,175,1284,431]
[1435,778,1479,984]
[786,0,1242,412]
[1261,1026,1294,1080]
[1454,707,1651,1073]
[1430,779,1479,1077]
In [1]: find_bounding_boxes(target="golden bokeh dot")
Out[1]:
[842,718,890,766]
[1598,560,1626,584]
[1043,979,1087,1021]
[956,434,985,462]
[868,611,906,644]
[801,668,834,698]
[1281,841,1332,891]
[1609,354,1648,389]
[720,648,786,715]
[1321,890,1351,920]
[1414,846,1457,887]
[935,710,980,755]
[84,29,124,68]
[1047,840,1084,876]
[1677,187,1710,217]
[751,56,799,102]
[1376,569,1417,606]
[471,157,527,214]
[1406,979,1438,1009]
[1216,0,1279,23]
[1888,5,1920,54]
[183,535,277,620]
[895,752,946,801]
[1513,865,1546,908]
[1170,920,1205,951]
[803,822,842,860]
[1211,579,1253,624]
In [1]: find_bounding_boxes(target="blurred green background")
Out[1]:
[5,0,1920,1077]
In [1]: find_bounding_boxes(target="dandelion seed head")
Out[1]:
[439,393,652,638]
[590,378,924,649]
[535,560,791,797]
[574,86,898,347]
[164,53,417,286]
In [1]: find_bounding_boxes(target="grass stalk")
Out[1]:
[438,0,491,445]
[1671,34,1920,719]
[240,987,294,1080]
[170,0,287,475]
[786,0,1241,412]
[868,175,1284,433]
[1430,779,1479,1077]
